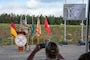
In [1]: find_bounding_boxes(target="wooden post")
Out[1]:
[37,37,39,44]
[31,35,34,45]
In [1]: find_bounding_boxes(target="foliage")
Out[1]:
[0,13,85,25]
[0,24,90,46]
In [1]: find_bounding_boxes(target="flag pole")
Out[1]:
[85,0,90,52]
[36,17,41,44]
[10,14,14,46]
[10,15,13,45]
[31,35,34,45]
[37,37,39,44]
[37,17,39,44]
[10,14,17,45]
[32,16,34,45]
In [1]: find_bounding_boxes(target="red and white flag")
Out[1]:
[44,17,51,35]
[36,17,41,37]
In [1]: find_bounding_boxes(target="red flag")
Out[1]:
[44,17,51,35]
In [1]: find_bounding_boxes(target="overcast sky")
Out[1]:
[0,0,88,17]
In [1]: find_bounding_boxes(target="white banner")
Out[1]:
[63,4,86,20]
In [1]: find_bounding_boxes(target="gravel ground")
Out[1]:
[0,44,86,60]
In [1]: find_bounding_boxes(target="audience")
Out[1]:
[78,52,90,60]
[27,41,64,60]
[78,41,90,60]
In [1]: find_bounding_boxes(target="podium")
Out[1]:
[17,31,26,35]
[16,31,26,52]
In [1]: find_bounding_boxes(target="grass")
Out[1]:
[0,24,90,46]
